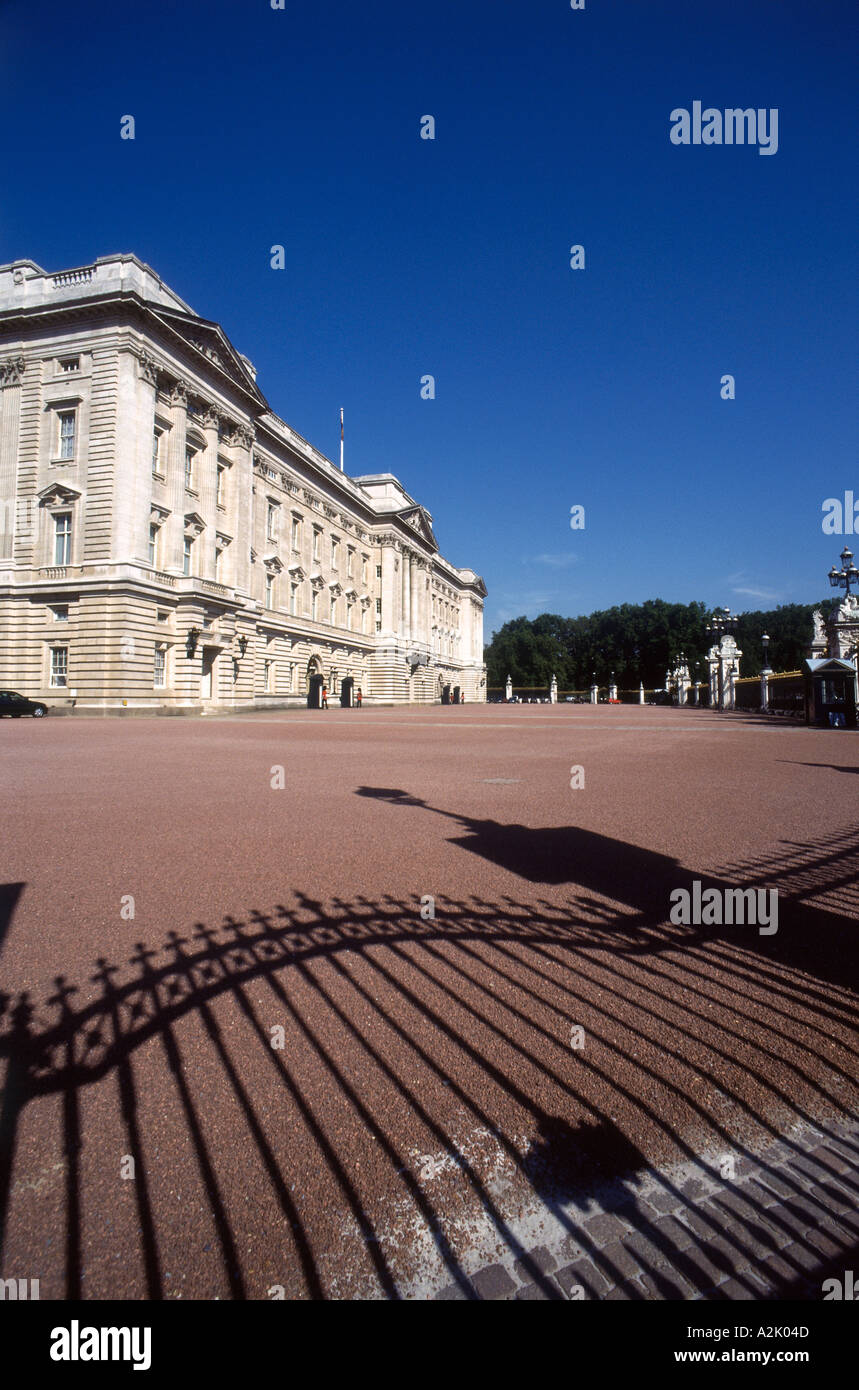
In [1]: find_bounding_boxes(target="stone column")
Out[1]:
[199,406,222,579]
[410,555,419,639]
[380,542,398,634]
[165,379,189,572]
[590,681,598,705]
[0,355,25,561]
[639,682,645,705]
[226,422,255,596]
[402,549,411,641]
[708,647,720,709]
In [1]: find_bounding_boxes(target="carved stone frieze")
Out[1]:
[0,355,26,386]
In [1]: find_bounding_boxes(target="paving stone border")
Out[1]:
[433,1113,859,1300]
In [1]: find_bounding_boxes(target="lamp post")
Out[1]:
[829,546,859,598]
[760,632,772,711]
[590,670,598,705]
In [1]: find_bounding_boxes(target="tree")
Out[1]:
[484,599,828,690]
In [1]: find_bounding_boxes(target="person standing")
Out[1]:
[321,684,329,710]
[356,686,362,709]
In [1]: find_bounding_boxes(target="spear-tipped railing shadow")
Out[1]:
[0,813,857,1299]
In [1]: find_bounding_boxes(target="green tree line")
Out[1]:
[484,599,830,691]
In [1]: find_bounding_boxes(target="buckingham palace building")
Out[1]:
[0,254,487,711]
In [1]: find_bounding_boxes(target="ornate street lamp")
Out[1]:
[185,627,200,659]
[705,606,738,642]
[829,546,859,598]
[237,635,249,658]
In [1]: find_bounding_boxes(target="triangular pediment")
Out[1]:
[38,483,82,506]
[805,657,856,675]
[398,505,438,552]
[151,308,269,409]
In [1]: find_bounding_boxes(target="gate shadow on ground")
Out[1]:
[356,790,859,994]
[0,817,857,1300]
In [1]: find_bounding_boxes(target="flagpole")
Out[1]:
[340,407,344,472]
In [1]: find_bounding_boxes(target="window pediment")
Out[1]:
[38,482,81,506]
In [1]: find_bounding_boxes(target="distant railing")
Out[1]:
[766,671,804,715]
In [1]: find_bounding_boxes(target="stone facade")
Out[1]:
[0,255,486,711]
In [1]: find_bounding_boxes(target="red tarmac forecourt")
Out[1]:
[1,705,856,1298]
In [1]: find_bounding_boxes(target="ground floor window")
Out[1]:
[154,645,166,688]
[50,646,68,687]
[264,659,274,693]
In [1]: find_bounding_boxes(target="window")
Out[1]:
[313,528,321,562]
[291,516,301,550]
[331,537,339,569]
[152,428,163,475]
[215,545,225,580]
[50,647,68,687]
[267,503,278,541]
[51,604,69,622]
[148,524,159,568]
[58,411,76,460]
[376,564,382,580]
[375,597,382,615]
[157,609,169,623]
[265,572,274,609]
[216,465,225,505]
[264,659,274,693]
[60,357,80,374]
[347,547,354,578]
[290,582,298,616]
[54,512,72,565]
[311,589,319,621]
[154,646,166,688]
[185,446,196,490]
[329,596,337,625]
[362,556,368,584]
[347,602,354,630]
[183,535,193,576]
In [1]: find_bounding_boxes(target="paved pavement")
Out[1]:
[0,706,856,1299]
[432,1114,859,1300]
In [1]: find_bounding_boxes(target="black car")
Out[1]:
[0,690,48,717]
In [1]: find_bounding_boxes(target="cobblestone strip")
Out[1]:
[433,1113,859,1300]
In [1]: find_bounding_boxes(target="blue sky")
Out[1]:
[1,0,854,638]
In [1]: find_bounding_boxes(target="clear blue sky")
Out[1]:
[1,0,854,639]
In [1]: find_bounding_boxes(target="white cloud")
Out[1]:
[528,553,579,568]
[732,585,782,602]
